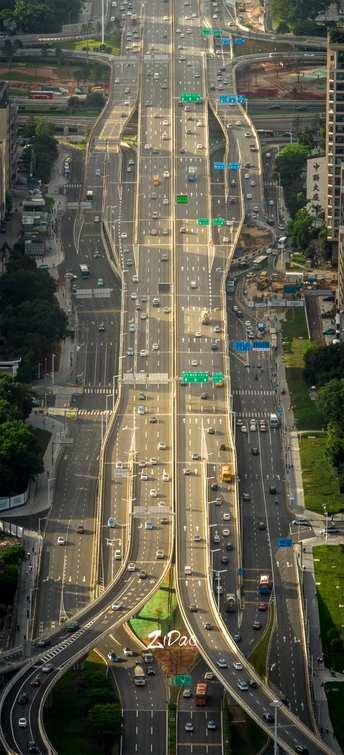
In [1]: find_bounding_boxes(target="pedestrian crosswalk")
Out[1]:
[77,409,111,416]
[232,389,273,397]
[234,411,271,419]
[84,387,113,394]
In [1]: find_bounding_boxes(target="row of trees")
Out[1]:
[0,374,43,497]
[0,0,83,33]
[20,118,58,185]
[270,0,329,34]
[80,671,123,753]
[303,345,344,476]
[0,539,26,621]
[0,247,68,383]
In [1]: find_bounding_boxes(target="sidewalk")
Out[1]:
[270,314,343,749]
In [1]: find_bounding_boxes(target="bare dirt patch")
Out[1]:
[0,64,76,95]
[237,60,326,100]
[237,225,272,254]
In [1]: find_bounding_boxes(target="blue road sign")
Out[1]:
[235,37,245,44]
[234,341,250,352]
[278,538,292,548]
[222,38,231,44]
[229,162,240,170]
[214,162,225,169]
[237,94,246,104]
[219,95,230,103]
[238,567,244,576]
[252,341,270,350]
[229,95,237,103]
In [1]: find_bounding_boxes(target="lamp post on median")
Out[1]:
[270,699,283,755]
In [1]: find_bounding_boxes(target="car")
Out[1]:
[127,347,134,356]
[189,604,198,612]
[269,199,275,206]
[37,637,50,647]
[123,646,133,656]
[27,744,39,754]
[253,621,261,630]
[162,471,170,481]
[183,689,192,698]
[262,712,274,722]
[244,132,250,137]
[236,120,242,125]
[258,521,266,530]
[323,328,336,335]
[322,526,340,534]
[138,393,145,400]
[204,670,214,681]
[67,621,79,633]
[223,512,230,521]
[149,417,157,424]
[94,215,100,223]
[180,226,187,233]
[150,456,157,464]
[158,442,166,450]
[249,679,258,688]
[222,528,230,537]
[233,661,243,670]
[156,549,164,559]
[229,197,236,204]
[217,658,227,668]
[138,406,145,415]
[294,747,308,754]
[234,633,241,642]
[236,418,243,426]
[98,322,105,332]
[243,493,250,502]
[152,343,159,351]
[97,278,104,287]
[197,143,203,149]
[17,693,28,704]
[292,518,309,526]
[140,350,147,357]
[207,720,216,729]
[150,229,158,236]
[191,359,198,366]
[241,425,247,433]
[204,622,212,630]
[145,520,153,530]
[250,180,256,187]
[193,534,201,542]
[138,569,147,580]
[207,427,215,435]
[30,675,43,689]
[258,603,267,611]
[147,666,156,675]
[246,193,252,200]
[108,650,120,663]
[164,170,170,178]
[111,602,121,610]
[252,448,259,455]
[57,536,65,546]
[129,323,135,333]
[141,471,148,480]
[185,722,194,731]
[150,489,158,498]
[237,680,249,690]
[127,563,136,573]
[42,663,54,673]
[269,486,277,494]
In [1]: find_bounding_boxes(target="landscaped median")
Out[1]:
[299,434,343,515]
[281,308,323,431]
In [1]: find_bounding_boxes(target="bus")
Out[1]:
[269,413,279,428]
[222,465,232,482]
[252,255,268,270]
[277,236,288,250]
[195,683,208,705]
[259,575,270,594]
[79,264,90,279]
[28,92,53,100]
[257,129,274,138]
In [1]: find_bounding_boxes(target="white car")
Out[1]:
[144,144,151,150]
[18,718,27,728]
[162,471,170,481]
[115,461,123,469]
[163,119,168,125]
[132,275,139,282]
[131,293,137,299]
[236,120,241,125]
[163,197,169,204]
[246,193,252,199]
[233,661,243,670]
[112,603,121,611]
[158,442,166,450]
[141,313,147,320]
[141,472,148,480]
[121,232,127,238]
[223,512,230,520]
[222,528,230,537]
[156,549,164,559]
[150,489,158,497]
[163,170,170,178]
[245,173,250,179]
[195,331,202,337]
[140,349,147,357]
[138,406,145,415]
[197,120,202,126]
[152,343,159,350]
[127,563,135,572]
[196,143,203,149]
[57,537,65,546]
[150,456,158,465]
[191,359,198,366]
[269,199,275,205]
[123,646,134,655]
[250,180,256,186]
[244,131,250,137]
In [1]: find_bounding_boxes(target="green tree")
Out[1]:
[85,91,105,109]
[316,378,344,435]
[80,671,114,692]
[5,190,13,213]
[0,421,44,497]
[0,542,26,604]
[35,119,55,138]
[12,0,57,33]
[67,95,81,109]
[297,127,316,151]
[87,704,123,753]
[325,423,344,469]
[0,374,34,423]
[0,268,56,310]
[274,143,309,184]
[287,208,314,251]
[303,343,343,387]
[83,687,117,712]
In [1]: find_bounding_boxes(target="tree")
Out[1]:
[316,379,344,435]
[85,91,105,109]
[287,208,314,251]
[0,268,57,310]
[80,671,114,692]
[0,542,26,604]
[0,374,34,423]
[303,343,343,387]
[67,95,81,109]
[87,704,123,753]
[297,127,316,151]
[274,143,309,185]
[5,190,13,213]
[325,423,344,469]
[0,420,44,497]
[35,119,55,138]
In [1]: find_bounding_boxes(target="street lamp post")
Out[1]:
[323,504,328,543]
[270,699,283,755]
[51,353,56,385]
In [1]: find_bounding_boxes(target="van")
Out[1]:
[114,549,121,560]
[184,565,193,575]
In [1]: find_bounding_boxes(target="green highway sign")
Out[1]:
[174,675,192,685]
[176,195,188,204]
[180,93,201,102]
[213,218,225,226]
[213,372,223,383]
[213,29,223,36]
[182,372,209,383]
[198,218,210,225]
[201,28,211,35]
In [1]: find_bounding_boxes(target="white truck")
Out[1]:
[134,665,146,686]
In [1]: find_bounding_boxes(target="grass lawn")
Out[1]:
[299,436,343,515]
[44,650,107,755]
[57,32,121,55]
[324,681,344,752]
[33,426,51,455]
[130,569,186,640]
[233,38,293,57]
[228,703,268,754]
[281,309,323,430]
[248,602,274,682]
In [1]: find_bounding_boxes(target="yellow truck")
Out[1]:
[153,174,159,185]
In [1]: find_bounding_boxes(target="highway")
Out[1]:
[0,1,335,755]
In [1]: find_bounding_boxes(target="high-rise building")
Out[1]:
[325,31,344,263]
[0,80,18,218]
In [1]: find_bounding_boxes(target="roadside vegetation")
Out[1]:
[314,545,344,676]
[248,603,274,681]
[324,681,344,752]
[0,535,26,647]
[44,650,122,755]
[55,31,121,55]
[225,700,267,754]
[299,436,343,515]
[281,309,323,430]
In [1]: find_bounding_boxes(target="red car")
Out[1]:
[30,677,41,687]
[229,197,236,204]
[258,604,267,611]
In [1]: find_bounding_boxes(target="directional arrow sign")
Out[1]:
[201,28,211,35]
[235,37,245,44]
[214,162,225,169]
[237,94,246,103]
[234,341,250,352]
[213,29,223,35]
[229,162,240,170]
[174,675,192,685]
[219,95,230,104]
[222,38,231,44]
[278,538,293,548]
[252,341,270,350]
[213,218,225,226]
[229,95,237,103]
[198,218,210,225]
[182,371,209,383]
[180,93,201,102]
[176,194,188,204]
